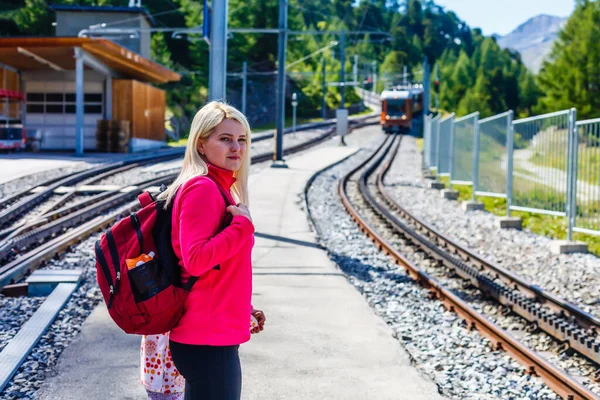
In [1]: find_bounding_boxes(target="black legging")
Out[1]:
[169,341,242,400]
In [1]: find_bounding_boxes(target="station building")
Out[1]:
[0,5,181,153]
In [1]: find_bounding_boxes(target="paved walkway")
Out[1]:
[35,145,443,400]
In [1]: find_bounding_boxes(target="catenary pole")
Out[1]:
[208,0,228,101]
[272,0,288,167]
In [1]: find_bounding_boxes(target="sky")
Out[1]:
[433,0,576,36]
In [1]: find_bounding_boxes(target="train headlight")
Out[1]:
[385,115,390,120]
[401,115,407,120]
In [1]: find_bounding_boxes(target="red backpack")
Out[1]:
[94,182,231,335]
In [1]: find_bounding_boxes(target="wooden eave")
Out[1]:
[0,37,180,84]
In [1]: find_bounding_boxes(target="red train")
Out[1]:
[380,86,424,134]
[0,89,26,151]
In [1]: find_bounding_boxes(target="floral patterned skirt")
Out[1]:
[141,333,185,396]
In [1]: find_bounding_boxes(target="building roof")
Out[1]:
[381,90,411,100]
[0,37,180,84]
[48,4,156,26]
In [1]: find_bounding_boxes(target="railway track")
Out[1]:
[0,149,186,231]
[0,115,378,395]
[339,133,600,400]
[0,114,375,234]
[0,116,376,283]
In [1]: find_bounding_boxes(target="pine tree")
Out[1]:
[536,0,600,119]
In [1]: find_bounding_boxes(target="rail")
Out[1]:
[339,133,599,400]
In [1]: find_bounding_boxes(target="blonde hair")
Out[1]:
[159,101,252,207]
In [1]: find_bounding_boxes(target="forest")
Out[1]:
[2,0,595,126]
[535,0,600,120]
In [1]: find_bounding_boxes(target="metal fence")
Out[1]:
[574,118,600,236]
[423,114,432,168]
[475,111,512,199]
[428,114,441,172]
[437,114,455,177]
[510,109,574,219]
[421,106,597,239]
[452,112,478,185]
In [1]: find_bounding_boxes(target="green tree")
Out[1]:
[381,51,408,76]
[458,87,491,117]
[519,68,540,117]
[151,33,173,69]
[8,0,540,126]
[536,0,600,119]
[13,0,52,35]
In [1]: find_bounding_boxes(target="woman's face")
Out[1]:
[198,119,247,172]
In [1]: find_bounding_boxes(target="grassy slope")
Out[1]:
[447,180,600,256]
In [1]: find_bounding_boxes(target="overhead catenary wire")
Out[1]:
[88,7,184,30]
[291,3,388,36]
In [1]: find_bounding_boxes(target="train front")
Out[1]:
[380,90,412,134]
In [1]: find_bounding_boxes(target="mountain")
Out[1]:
[496,14,567,73]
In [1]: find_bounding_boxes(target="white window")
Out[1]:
[26,92,103,115]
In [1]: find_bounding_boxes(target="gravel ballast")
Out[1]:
[384,136,600,321]
[0,165,90,201]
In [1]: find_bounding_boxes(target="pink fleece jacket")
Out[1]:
[169,164,255,346]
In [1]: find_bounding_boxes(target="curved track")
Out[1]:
[339,133,600,400]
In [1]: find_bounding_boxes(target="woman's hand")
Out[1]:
[227,203,252,223]
[251,308,266,334]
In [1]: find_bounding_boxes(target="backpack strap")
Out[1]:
[208,178,235,206]
[130,213,144,253]
[183,276,199,291]
[105,231,122,294]
[95,240,115,309]
[138,192,154,207]
[183,177,235,291]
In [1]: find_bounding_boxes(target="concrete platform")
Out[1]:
[35,146,443,400]
[25,269,83,297]
[0,152,118,185]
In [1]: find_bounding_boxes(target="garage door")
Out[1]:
[25,81,104,150]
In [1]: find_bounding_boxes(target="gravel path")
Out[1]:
[384,136,600,319]
[94,166,178,187]
[7,195,65,229]
[305,129,557,399]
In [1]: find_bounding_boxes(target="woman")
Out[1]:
[159,101,266,400]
